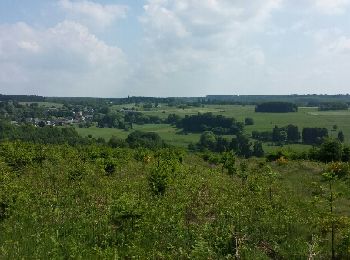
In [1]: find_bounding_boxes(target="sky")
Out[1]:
[1,0,350,97]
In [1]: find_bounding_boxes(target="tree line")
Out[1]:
[252,125,345,145]
[176,113,244,135]
[255,102,298,113]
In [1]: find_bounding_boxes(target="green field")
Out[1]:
[77,125,210,147]
[19,101,64,108]
[142,105,350,139]
[78,105,350,151]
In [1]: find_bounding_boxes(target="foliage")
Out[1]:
[126,131,166,149]
[302,127,329,145]
[244,117,254,125]
[319,139,343,163]
[177,112,243,135]
[252,130,273,142]
[0,121,92,145]
[338,131,345,143]
[319,102,348,111]
[0,141,349,258]
[255,102,298,113]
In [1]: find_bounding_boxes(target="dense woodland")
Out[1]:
[255,102,298,113]
[177,113,244,135]
[319,102,349,111]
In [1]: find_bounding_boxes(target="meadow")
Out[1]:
[77,104,350,151]
[19,101,64,108]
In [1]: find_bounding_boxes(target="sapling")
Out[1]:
[321,170,340,260]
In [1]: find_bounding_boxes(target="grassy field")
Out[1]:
[19,101,64,108]
[80,104,350,151]
[77,124,211,147]
[142,105,350,140]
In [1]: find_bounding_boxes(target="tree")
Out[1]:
[302,128,328,145]
[38,121,46,127]
[108,136,127,148]
[126,131,165,149]
[342,146,350,162]
[199,131,217,151]
[166,114,181,125]
[319,139,343,163]
[177,113,243,135]
[255,102,298,113]
[286,124,300,143]
[233,134,252,158]
[252,142,264,157]
[244,117,254,125]
[220,151,236,175]
[319,165,347,260]
[272,126,287,144]
[337,131,344,143]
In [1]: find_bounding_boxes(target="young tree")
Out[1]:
[319,139,343,163]
[321,170,339,260]
[244,117,254,125]
[220,151,236,175]
[252,142,264,157]
[337,131,345,143]
[286,124,300,143]
[233,134,252,158]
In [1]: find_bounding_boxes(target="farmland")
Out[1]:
[76,104,350,151]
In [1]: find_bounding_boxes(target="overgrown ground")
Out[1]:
[1,142,350,258]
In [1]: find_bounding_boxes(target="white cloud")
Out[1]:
[312,0,350,15]
[311,28,350,55]
[0,21,129,97]
[58,0,128,29]
[131,0,281,95]
[328,36,350,53]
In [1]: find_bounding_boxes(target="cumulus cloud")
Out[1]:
[58,0,128,29]
[130,0,281,95]
[312,0,350,15]
[311,28,350,55]
[0,21,129,96]
[328,36,350,53]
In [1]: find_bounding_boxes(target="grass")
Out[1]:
[76,126,130,140]
[19,101,64,108]
[77,125,204,147]
[1,142,350,258]
[78,104,350,151]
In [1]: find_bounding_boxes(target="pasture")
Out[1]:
[19,101,64,108]
[78,104,350,151]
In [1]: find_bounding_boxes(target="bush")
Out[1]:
[326,162,349,179]
[148,164,169,196]
[245,117,254,125]
[319,139,343,162]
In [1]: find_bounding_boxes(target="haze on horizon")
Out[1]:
[1,0,350,97]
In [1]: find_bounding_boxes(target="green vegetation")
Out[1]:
[1,95,350,258]
[255,101,298,113]
[1,141,350,258]
[75,105,350,152]
[319,102,349,111]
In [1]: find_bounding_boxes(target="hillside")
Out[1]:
[1,141,350,258]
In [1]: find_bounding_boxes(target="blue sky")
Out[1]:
[1,0,350,97]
